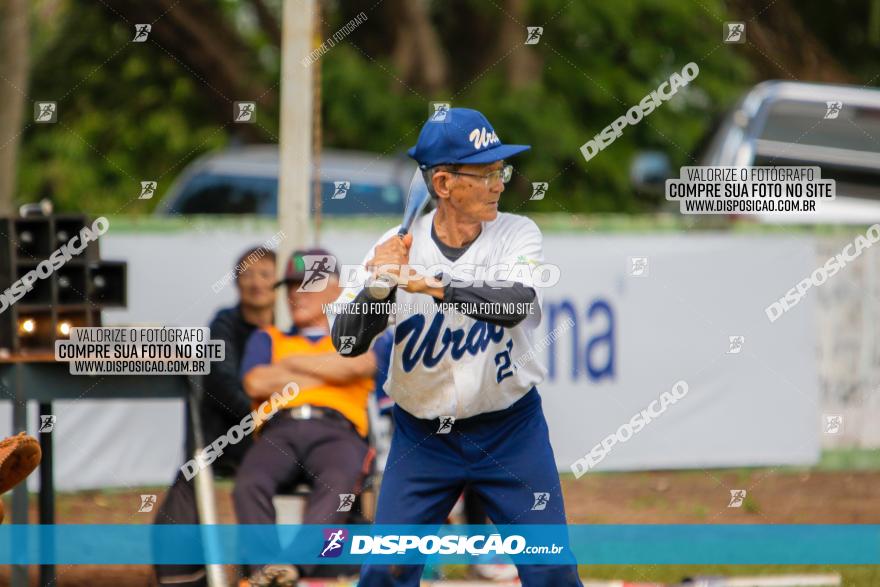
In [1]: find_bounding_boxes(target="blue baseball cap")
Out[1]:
[407,108,531,169]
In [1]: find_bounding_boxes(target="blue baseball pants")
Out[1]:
[359,388,582,586]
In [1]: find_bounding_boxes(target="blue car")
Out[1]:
[155,145,414,217]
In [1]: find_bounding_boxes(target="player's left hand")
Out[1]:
[400,271,445,298]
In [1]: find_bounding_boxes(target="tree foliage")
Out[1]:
[14,0,872,215]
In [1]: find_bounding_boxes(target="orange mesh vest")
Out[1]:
[255,325,372,437]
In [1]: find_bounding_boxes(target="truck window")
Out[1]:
[169,173,404,215]
[754,100,880,201]
[758,99,880,152]
[318,181,404,216]
[171,173,277,214]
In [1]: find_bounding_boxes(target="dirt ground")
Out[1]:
[562,469,880,524]
[2,469,879,586]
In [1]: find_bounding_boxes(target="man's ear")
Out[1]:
[432,171,453,200]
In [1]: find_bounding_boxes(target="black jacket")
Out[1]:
[196,305,262,474]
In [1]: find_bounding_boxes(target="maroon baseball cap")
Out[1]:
[275,247,339,288]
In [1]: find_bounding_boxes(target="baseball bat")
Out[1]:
[366,169,432,300]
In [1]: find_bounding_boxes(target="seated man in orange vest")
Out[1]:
[234,248,391,587]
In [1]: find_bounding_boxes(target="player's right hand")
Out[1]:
[366,233,413,279]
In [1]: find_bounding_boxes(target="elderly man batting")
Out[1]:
[329,107,582,586]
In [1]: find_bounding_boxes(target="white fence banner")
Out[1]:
[1,228,826,488]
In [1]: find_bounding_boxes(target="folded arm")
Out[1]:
[242,364,323,402]
[280,352,377,384]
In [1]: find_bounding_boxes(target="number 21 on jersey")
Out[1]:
[494,339,515,383]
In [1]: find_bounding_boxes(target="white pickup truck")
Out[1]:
[632,80,880,224]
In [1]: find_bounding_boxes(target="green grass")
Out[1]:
[629,495,670,510]
[815,448,880,471]
[101,213,880,236]
[557,448,880,481]
[740,493,762,514]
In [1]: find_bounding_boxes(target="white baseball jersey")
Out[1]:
[328,209,547,420]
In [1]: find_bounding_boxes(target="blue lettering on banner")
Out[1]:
[395,313,505,372]
[545,297,615,383]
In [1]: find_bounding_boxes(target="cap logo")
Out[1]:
[469,127,500,150]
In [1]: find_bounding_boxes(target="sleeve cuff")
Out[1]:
[361,285,397,302]
[438,272,456,305]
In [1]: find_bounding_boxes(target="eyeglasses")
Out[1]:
[444,164,513,186]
